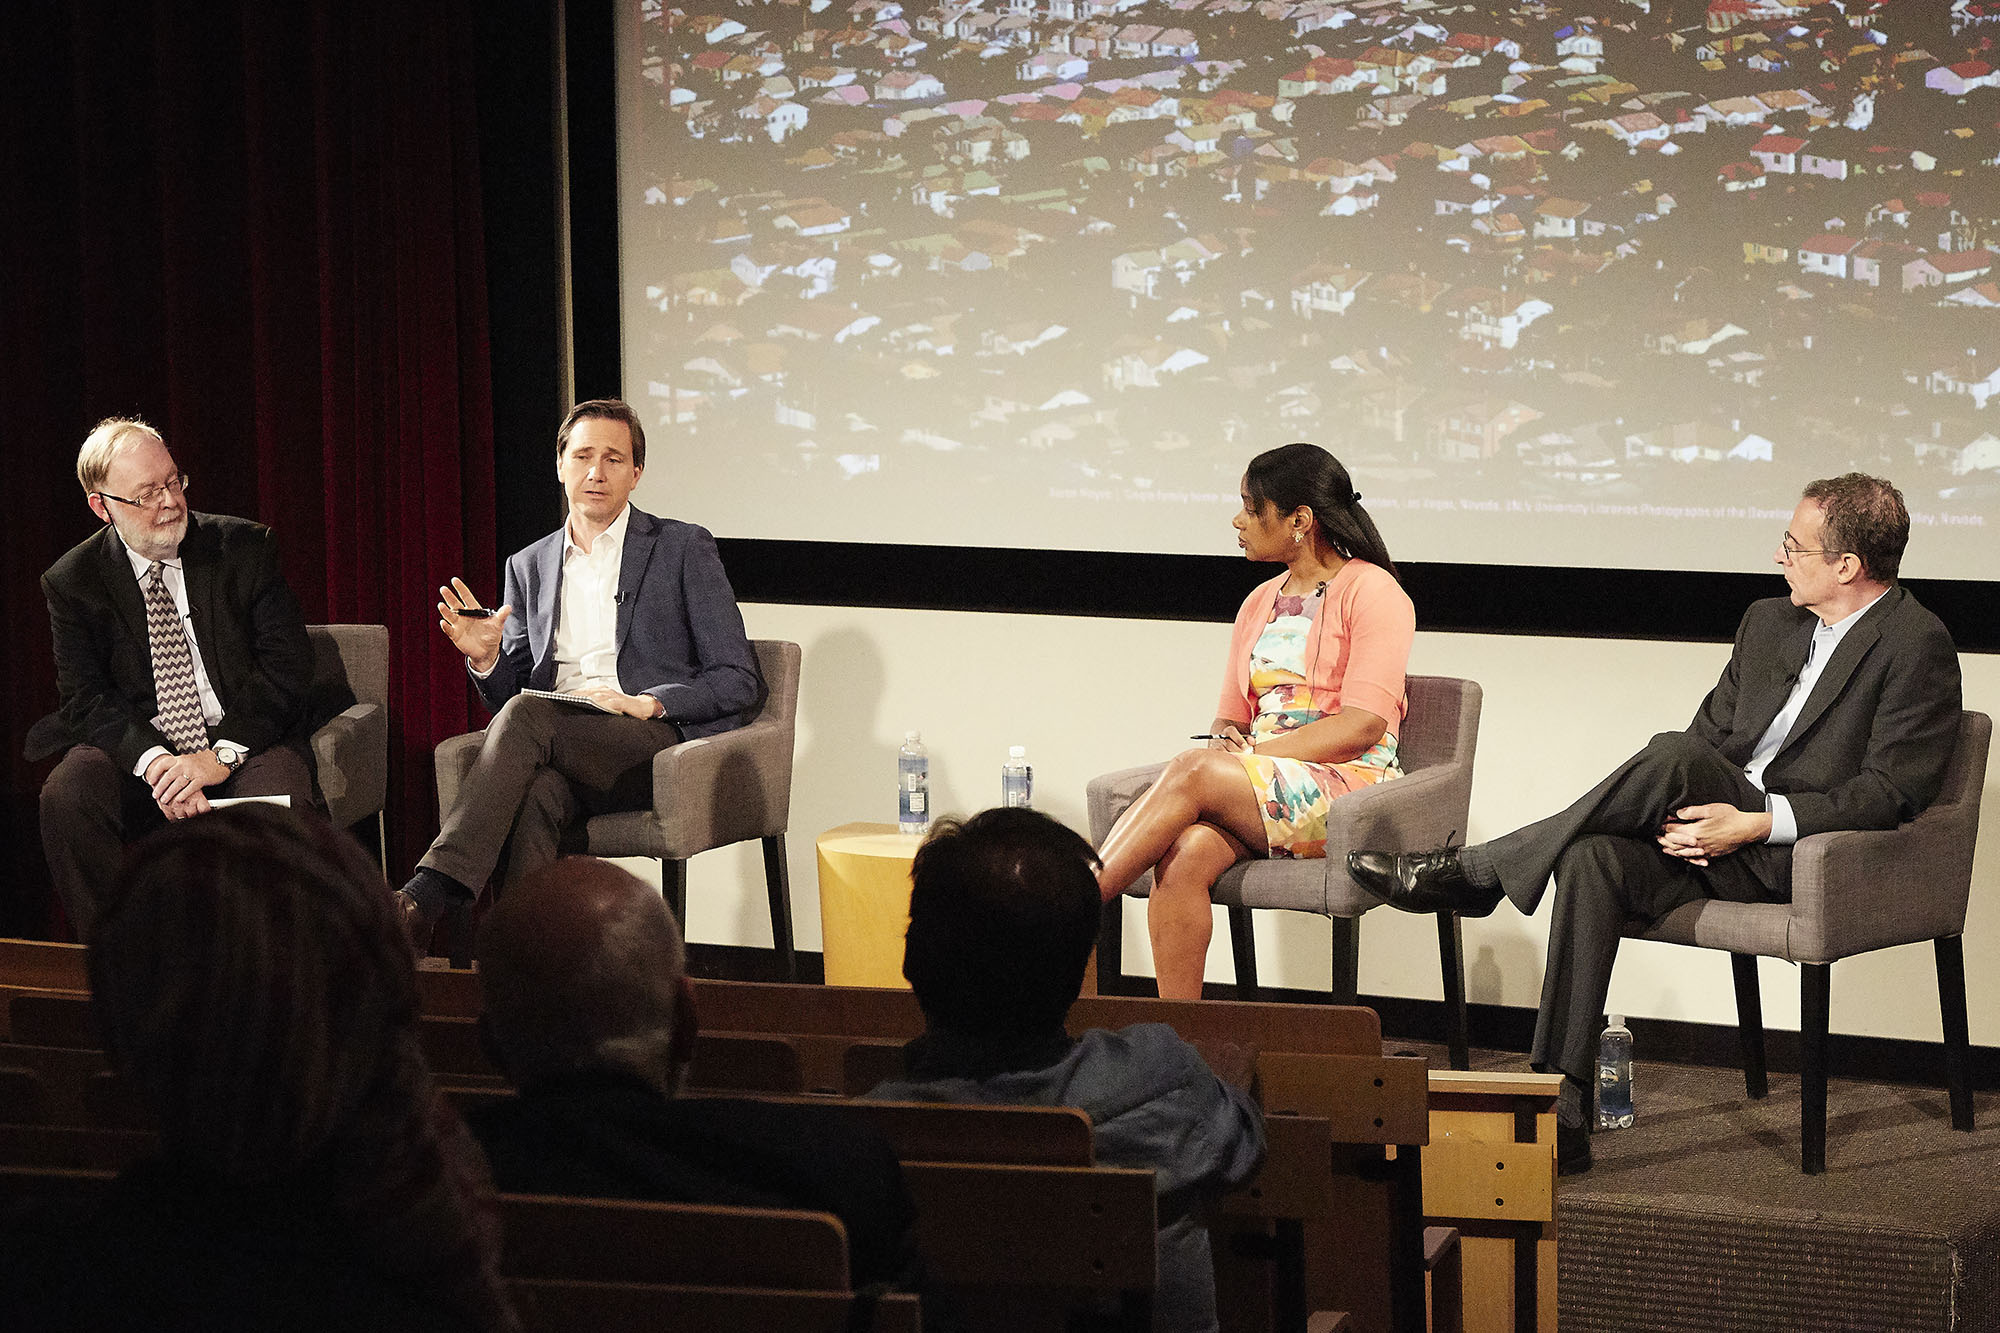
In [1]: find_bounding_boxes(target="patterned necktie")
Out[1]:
[145,561,209,754]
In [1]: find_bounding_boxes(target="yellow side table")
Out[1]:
[815,822,923,989]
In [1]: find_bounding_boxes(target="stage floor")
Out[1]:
[1407,1043,2000,1331]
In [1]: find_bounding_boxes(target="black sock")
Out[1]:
[1456,844,1501,890]
[403,866,472,914]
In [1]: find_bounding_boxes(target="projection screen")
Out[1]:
[617,0,1998,577]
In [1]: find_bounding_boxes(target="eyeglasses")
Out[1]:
[97,474,190,510]
[1779,532,1845,562]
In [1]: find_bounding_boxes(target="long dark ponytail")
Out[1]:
[1244,442,1398,580]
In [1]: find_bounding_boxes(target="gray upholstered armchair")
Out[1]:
[433,639,803,979]
[1626,708,1990,1174]
[1088,674,1483,1067]
[304,624,389,865]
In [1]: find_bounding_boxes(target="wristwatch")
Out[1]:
[214,743,246,773]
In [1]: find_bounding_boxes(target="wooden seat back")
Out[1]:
[0,1043,148,1130]
[500,1193,851,1288]
[509,1278,920,1333]
[9,993,98,1050]
[0,940,89,994]
[901,1159,1156,1331]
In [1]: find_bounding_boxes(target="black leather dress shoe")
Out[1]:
[392,886,445,957]
[1344,847,1505,917]
[1557,1121,1593,1176]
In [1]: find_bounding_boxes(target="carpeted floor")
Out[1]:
[1399,1043,2000,1331]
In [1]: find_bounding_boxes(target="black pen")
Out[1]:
[453,607,496,618]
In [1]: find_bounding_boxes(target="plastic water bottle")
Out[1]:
[1596,1015,1634,1130]
[898,732,930,836]
[1001,746,1033,809]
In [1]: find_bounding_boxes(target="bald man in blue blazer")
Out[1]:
[396,400,760,941]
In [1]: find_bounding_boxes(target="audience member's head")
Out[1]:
[88,805,515,1331]
[476,856,694,1095]
[903,807,1101,1039]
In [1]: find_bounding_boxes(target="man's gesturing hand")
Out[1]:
[437,577,512,674]
[1657,803,1772,867]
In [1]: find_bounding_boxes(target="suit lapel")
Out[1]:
[1780,587,1896,756]
[616,508,660,650]
[533,531,564,678]
[97,527,148,648]
[178,518,225,690]
[1737,612,1815,748]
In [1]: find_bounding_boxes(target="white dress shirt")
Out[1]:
[551,504,629,695]
[1743,588,1886,844]
[124,546,236,777]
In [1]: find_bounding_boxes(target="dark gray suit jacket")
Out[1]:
[36,514,318,771]
[475,506,761,739]
[1687,587,1962,837]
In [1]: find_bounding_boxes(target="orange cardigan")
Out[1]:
[1214,560,1414,735]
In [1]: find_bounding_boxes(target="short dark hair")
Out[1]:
[1802,473,1908,583]
[556,398,646,469]
[903,808,1102,1038]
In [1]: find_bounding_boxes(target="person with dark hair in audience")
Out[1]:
[6,805,516,1332]
[1095,442,1415,998]
[872,807,1267,1333]
[466,855,921,1292]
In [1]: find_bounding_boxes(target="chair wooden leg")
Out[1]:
[663,859,689,929]
[1229,906,1259,1000]
[1730,953,1768,1100]
[762,835,797,983]
[1436,913,1470,1071]
[1801,963,1830,1175]
[1936,935,1975,1132]
[1329,916,1360,1005]
[1097,895,1127,996]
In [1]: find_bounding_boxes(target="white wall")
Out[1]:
[670,602,2000,1046]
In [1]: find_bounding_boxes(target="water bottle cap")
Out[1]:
[1008,745,1026,758]
[905,730,921,742]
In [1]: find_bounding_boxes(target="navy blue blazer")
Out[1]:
[474,506,761,739]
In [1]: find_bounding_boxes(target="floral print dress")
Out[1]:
[1236,586,1402,858]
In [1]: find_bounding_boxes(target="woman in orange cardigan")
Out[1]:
[1096,444,1415,999]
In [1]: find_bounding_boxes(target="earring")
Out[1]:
[1293,530,1303,545]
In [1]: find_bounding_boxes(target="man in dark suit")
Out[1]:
[467,855,921,1291]
[36,418,318,939]
[396,398,760,943]
[1348,474,1962,1173]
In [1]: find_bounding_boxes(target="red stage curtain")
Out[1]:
[1,1,497,932]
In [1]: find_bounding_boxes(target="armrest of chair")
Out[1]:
[310,702,386,830]
[649,717,795,858]
[433,730,489,824]
[1788,805,1980,962]
[1321,758,1475,859]
[1085,763,1169,844]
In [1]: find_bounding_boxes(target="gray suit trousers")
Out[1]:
[421,695,682,894]
[1483,730,1793,1081]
